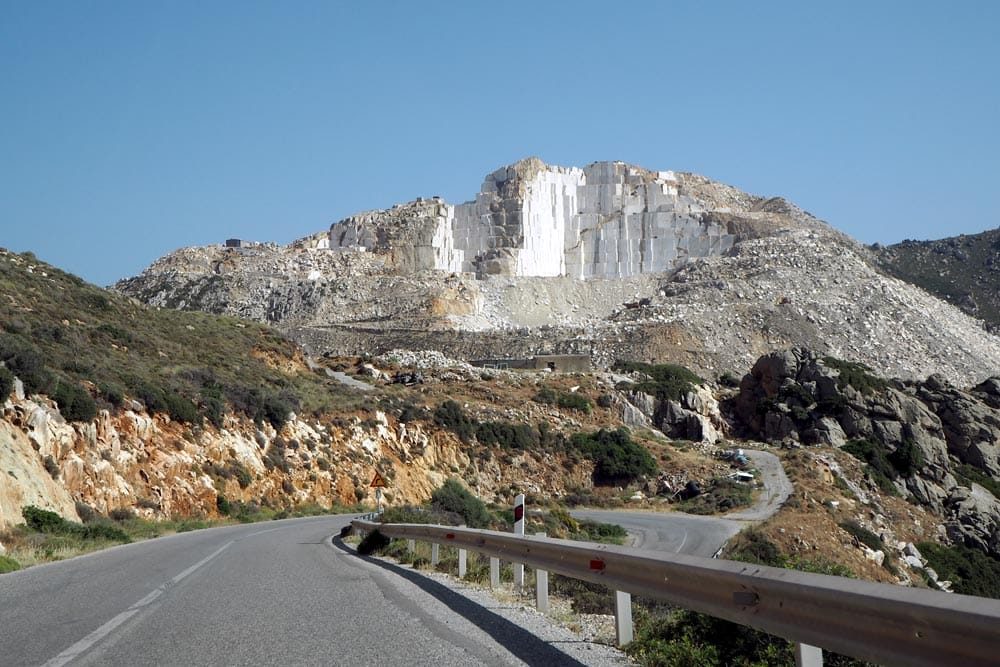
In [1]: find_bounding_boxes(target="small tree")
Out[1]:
[569,427,657,485]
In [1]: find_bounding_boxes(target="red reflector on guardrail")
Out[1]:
[590,559,606,571]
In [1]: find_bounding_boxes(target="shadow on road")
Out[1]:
[331,536,590,667]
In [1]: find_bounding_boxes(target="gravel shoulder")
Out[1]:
[339,538,634,666]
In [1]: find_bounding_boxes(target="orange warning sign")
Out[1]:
[370,471,389,488]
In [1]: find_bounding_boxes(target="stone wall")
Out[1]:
[328,159,736,279]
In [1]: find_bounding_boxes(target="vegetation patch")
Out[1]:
[840,439,903,494]
[0,249,362,429]
[532,387,592,413]
[821,357,888,395]
[953,464,1000,499]
[677,477,753,515]
[918,541,1000,598]
[0,555,21,574]
[612,361,703,402]
[430,479,492,528]
[568,427,657,485]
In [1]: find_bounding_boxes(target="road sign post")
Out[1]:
[370,471,388,515]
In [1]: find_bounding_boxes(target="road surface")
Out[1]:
[0,515,612,666]
[572,448,792,556]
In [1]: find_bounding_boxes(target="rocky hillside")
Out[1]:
[876,228,1000,333]
[9,245,1000,595]
[113,159,1000,388]
[0,248,612,529]
[729,348,1000,561]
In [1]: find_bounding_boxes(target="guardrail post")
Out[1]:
[431,542,440,566]
[795,643,823,667]
[513,494,525,591]
[490,557,499,588]
[615,590,633,646]
[407,539,415,553]
[459,548,467,578]
[535,532,548,612]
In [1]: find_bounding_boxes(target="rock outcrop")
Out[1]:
[0,387,593,530]
[729,348,1000,557]
[332,159,736,279]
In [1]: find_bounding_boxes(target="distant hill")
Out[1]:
[0,248,347,427]
[875,228,1000,333]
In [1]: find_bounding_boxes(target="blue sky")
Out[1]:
[2,1,998,287]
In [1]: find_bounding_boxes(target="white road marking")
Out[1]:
[42,541,232,667]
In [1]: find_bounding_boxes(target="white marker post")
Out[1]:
[513,493,525,591]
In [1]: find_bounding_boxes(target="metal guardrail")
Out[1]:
[352,519,1000,667]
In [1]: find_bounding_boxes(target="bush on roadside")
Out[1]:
[568,427,657,485]
[430,479,492,528]
[0,555,21,574]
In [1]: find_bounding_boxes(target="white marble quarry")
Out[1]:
[328,160,736,279]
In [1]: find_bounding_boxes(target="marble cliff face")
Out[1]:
[329,159,736,278]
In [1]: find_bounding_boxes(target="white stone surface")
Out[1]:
[328,160,736,279]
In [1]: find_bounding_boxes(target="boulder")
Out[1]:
[944,484,1000,557]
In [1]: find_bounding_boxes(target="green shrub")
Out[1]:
[569,427,657,485]
[629,608,792,667]
[887,440,924,477]
[0,555,21,574]
[258,391,294,428]
[163,391,201,424]
[551,575,615,614]
[22,505,68,532]
[430,479,492,528]
[556,391,592,413]
[0,335,52,394]
[612,361,703,402]
[79,522,130,542]
[475,421,537,450]
[51,380,97,422]
[97,381,125,407]
[0,366,14,399]
[918,541,1000,598]
[532,387,557,405]
[839,520,894,572]
[134,382,168,414]
[21,504,131,543]
[398,402,424,423]
[841,438,899,493]
[678,478,753,515]
[728,529,784,566]
[576,520,627,544]
[231,462,253,489]
[433,400,477,443]
[822,356,888,395]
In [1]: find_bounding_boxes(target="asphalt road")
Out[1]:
[571,448,792,557]
[570,509,741,557]
[0,516,597,666]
